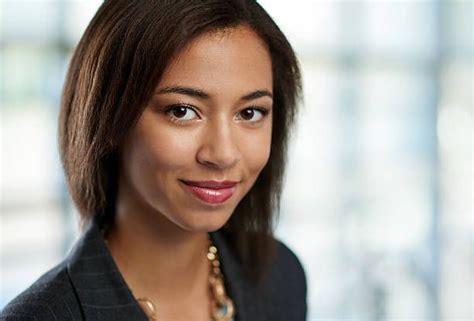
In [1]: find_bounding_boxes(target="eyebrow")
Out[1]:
[156,86,273,101]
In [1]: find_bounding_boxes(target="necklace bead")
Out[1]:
[137,234,235,321]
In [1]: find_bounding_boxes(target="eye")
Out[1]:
[165,105,199,122]
[235,107,269,123]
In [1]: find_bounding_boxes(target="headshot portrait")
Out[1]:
[1,1,472,321]
[1,1,306,320]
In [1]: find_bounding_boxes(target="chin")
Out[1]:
[179,222,226,234]
[177,209,233,233]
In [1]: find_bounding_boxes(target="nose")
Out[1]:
[196,119,241,170]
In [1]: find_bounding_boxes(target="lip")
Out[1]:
[180,180,238,204]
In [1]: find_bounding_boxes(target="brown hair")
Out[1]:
[59,0,301,283]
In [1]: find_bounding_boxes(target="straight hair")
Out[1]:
[59,0,301,283]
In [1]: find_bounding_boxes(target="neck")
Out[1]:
[105,196,211,306]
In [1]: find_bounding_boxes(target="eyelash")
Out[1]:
[236,106,270,122]
[163,104,270,124]
[163,104,199,123]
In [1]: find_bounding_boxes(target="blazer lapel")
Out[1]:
[65,217,263,321]
[66,219,148,321]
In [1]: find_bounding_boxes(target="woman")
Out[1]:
[1,1,306,320]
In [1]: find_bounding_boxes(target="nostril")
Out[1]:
[195,124,242,169]
[196,145,241,169]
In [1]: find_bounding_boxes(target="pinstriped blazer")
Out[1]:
[0,216,307,321]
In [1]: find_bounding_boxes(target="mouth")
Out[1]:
[179,180,238,205]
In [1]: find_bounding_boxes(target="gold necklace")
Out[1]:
[136,234,235,321]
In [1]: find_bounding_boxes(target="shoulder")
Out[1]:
[268,238,307,296]
[274,239,307,281]
[263,238,307,319]
[0,261,81,321]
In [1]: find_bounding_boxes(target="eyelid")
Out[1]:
[163,103,198,112]
[160,103,270,124]
[248,104,271,112]
[163,103,201,123]
[235,106,271,122]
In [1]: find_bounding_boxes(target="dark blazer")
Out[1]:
[1,217,307,321]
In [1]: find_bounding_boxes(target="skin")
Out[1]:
[106,25,273,321]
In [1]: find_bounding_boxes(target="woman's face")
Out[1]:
[118,25,273,233]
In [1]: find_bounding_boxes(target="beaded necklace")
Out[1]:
[134,234,235,321]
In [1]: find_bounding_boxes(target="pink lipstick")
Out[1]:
[180,180,238,204]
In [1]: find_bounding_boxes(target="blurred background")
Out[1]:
[0,0,472,320]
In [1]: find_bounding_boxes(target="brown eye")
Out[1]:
[165,105,199,121]
[240,108,255,121]
[236,108,268,122]
[170,106,188,118]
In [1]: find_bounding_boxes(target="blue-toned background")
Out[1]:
[1,1,472,320]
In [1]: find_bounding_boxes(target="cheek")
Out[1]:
[240,123,272,175]
[132,123,198,176]
[151,136,193,173]
[121,115,199,210]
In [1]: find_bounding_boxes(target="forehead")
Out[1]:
[157,25,273,96]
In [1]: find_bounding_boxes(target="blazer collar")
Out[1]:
[66,218,148,320]
[66,217,264,321]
